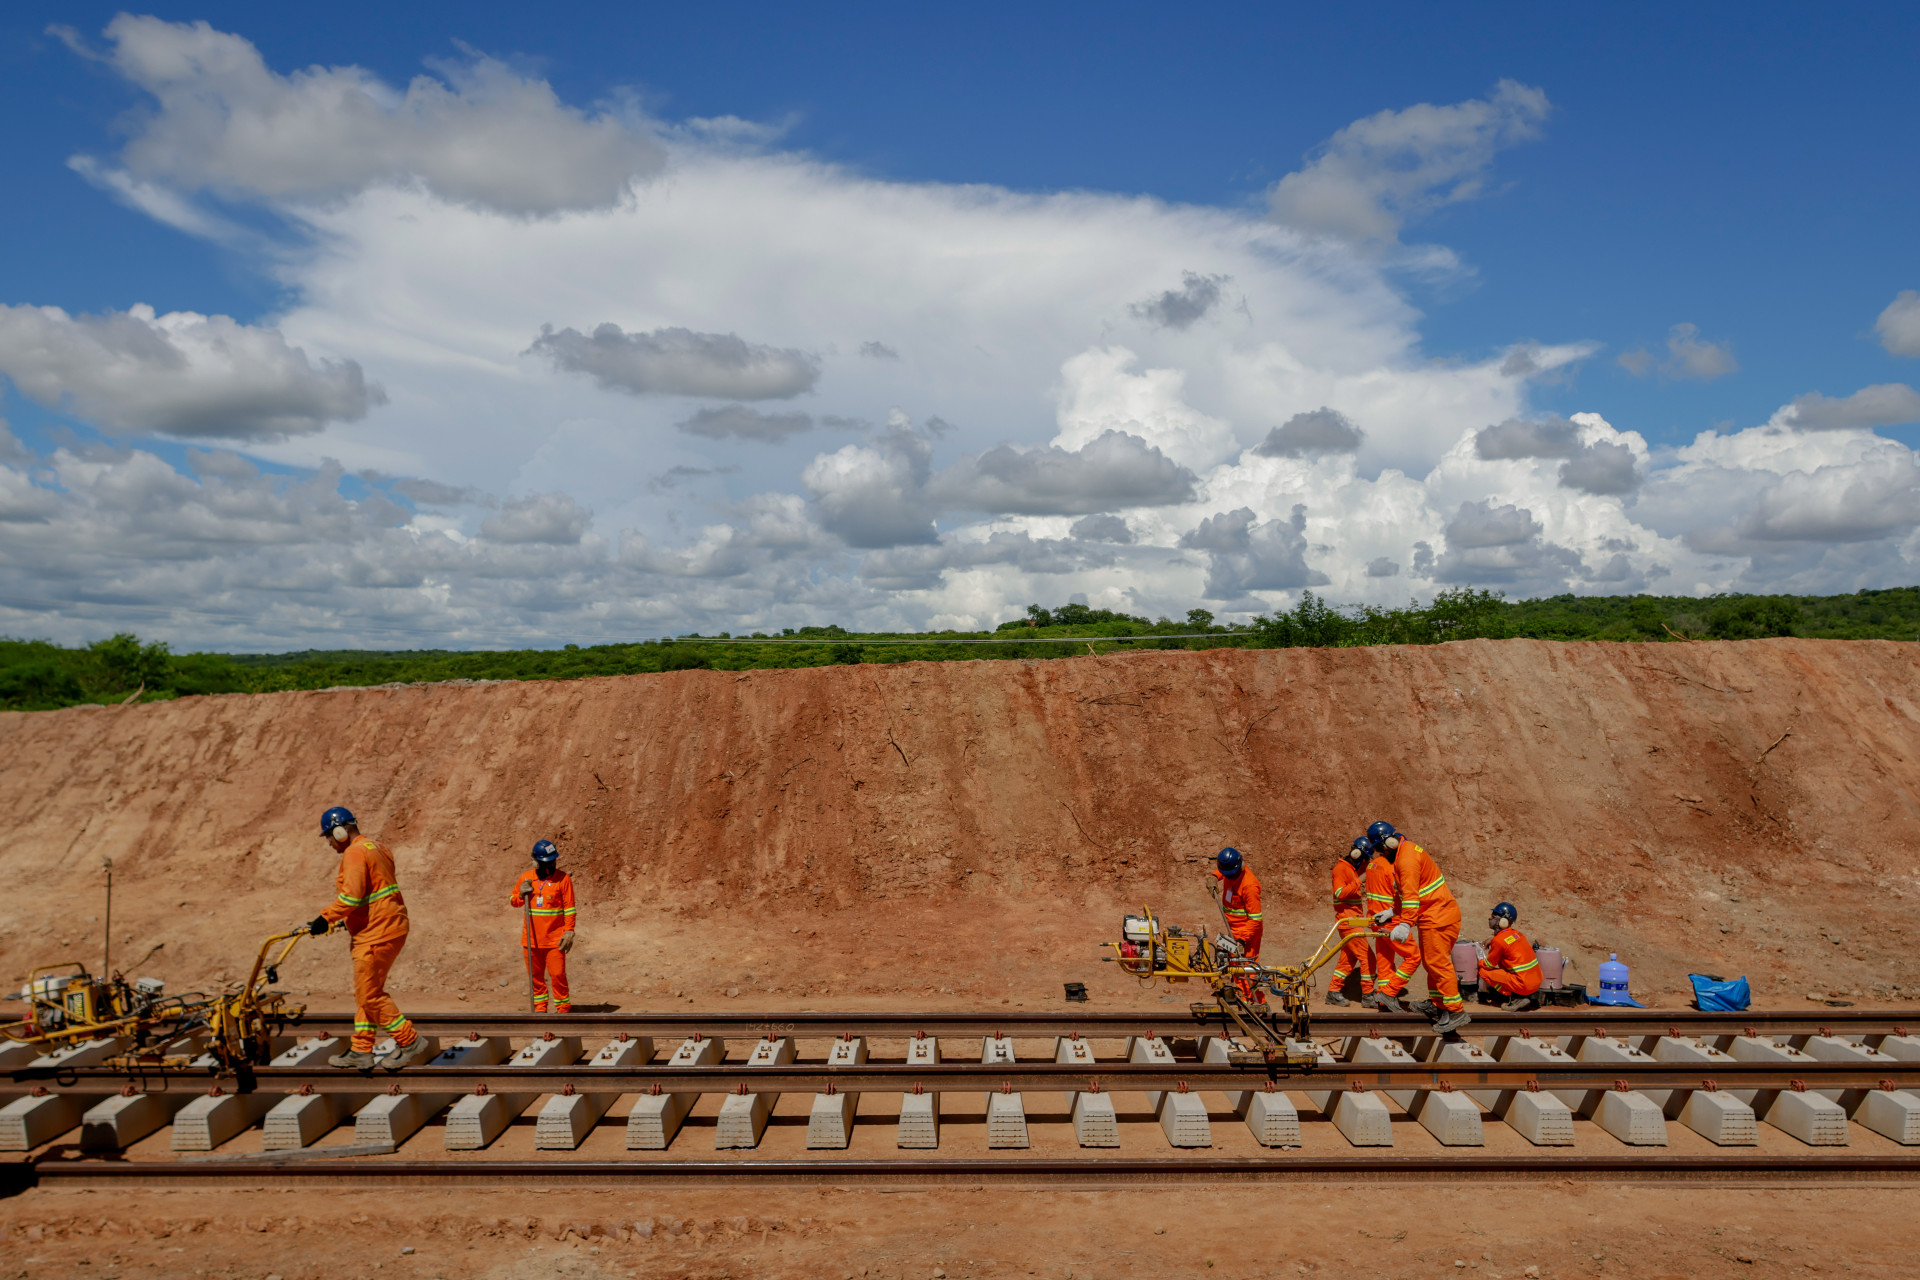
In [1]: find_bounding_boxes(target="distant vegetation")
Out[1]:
[4,586,1916,712]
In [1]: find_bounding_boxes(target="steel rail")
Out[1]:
[18,1059,1920,1095]
[283,1007,1918,1039]
[16,1154,1920,1192]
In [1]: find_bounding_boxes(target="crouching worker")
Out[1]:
[304,806,429,1071]
[512,840,577,1013]
[1478,901,1544,1011]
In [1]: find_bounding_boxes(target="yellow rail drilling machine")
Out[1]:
[4,929,309,1072]
[1105,906,1372,1068]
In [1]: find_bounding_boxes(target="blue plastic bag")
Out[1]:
[1688,973,1751,1012]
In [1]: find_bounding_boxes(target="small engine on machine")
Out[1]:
[1107,906,1358,1070]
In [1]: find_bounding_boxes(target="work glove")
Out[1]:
[1389,923,1412,944]
[558,931,575,954]
[1475,941,1490,962]
[1372,910,1393,927]
[307,916,331,936]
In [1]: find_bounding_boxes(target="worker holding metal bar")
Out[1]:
[1325,837,1374,1006]
[1367,821,1470,1033]
[304,805,430,1070]
[1478,901,1544,1011]
[511,839,577,1013]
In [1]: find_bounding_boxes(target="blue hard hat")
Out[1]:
[1491,901,1517,925]
[319,805,357,836]
[1216,847,1244,876]
[1350,837,1371,855]
[532,839,559,863]
[1365,820,1398,850]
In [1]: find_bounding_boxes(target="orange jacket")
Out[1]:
[1364,853,1401,919]
[1482,927,1542,994]
[318,835,409,944]
[1212,868,1262,942]
[1387,840,1461,931]
[1331,859,1366,917]
[511,869,577,948]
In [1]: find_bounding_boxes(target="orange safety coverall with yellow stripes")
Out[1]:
[1212,868,1263,959]
[1367,852,1420,998]
[1328,859,1373,996]
[511,869,578,1012]
[318,835,416,1053]
[1479,927,1543,997]
[1386,839,1465,1013]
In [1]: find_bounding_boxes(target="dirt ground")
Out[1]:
[2,1182,1916,1279]
[2,639,1918,1276]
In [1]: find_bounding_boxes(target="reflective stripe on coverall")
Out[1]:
[511,869,577,1012]
[1212,868,1263,959]
[1366,853,1419,997]
[319,835,416,1053]
[1387,840,1464,1012]
[1480,927,1543,997]
[1329,859,1374,995]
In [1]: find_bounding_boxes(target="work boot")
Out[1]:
[1365,992,1406,1013]
[1412,999,1440,1018]
[379,1037,434,1072]
[1325,991,1351,1007]
[1502,995,1540,1013]
[328,1048,378,1070]
[1431,1009,1473,1034]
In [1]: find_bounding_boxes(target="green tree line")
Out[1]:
[4,586,1916,712]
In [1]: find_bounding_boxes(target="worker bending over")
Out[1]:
[1210,847,1262,960]
[1478,901,1543,1011]
[304,806,429,1070]
[511,840,577,1013]
[1367,821,1470,1033]
[1326,838,1373,1006]
[1363,837,1419,1014]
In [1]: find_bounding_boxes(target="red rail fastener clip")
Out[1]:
[121,1083,138,1097]
[1898,1027,1909,1037]
[691,1033,703,1043]
[1819,1026,1833,1038]
[1263,1080,1276,1093]
[915,1031,926,1040]
[1089,1079,1102,1094]
[1790,1078,1807,1092]
[543,1031,555,1042]
[561,1083,575,1097]
[469,1031,482,1042]
[298,1084,314,1096]
[1367,1027,1379,1040]
[387,1083,402,1096]
[825,1083,836,1096]
[206,1085,222,1098]
[1349,1079,1367,1094]
[912,1082,924,1095]
[1438,1080,1454,1093]
[1070,1031,1080,1041]
[1744,1026,1758,1038]
[1177,1081,1190,1094]
[735,1083,749,1096]
[1702,1079,1719,1093]
[617,1032,630,1043]
[1882,1079,1898,1093]
[1525,1079,1541,1093]
[474,1084,488,1096]
[30,1087,46,1098]
[649,1083,662,1096]
[1001,1081,1013,1095]
[1517,1027,1531,1040]
[1594,1026,1608,1038]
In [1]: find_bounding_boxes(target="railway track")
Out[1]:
[5,1007,1919,1189]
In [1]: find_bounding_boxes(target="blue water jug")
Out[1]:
[1591,953,1645,1007]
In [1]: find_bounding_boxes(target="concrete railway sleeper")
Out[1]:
[4,1018,1919,1162]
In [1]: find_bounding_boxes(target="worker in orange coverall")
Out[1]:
[1364,837,1420,1014]
[1210,846,1264,1002]
[511,840,577,1013]
[1326,838,1373,1006]
[304,805,429,1071]
[1478,901,1544,1011]
[1366,820,1470,1033]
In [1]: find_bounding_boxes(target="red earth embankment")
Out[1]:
[0,638,1915,1009]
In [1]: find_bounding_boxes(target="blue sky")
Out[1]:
[0,5,1916,647]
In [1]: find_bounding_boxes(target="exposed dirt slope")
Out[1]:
[0,638,1915,1007]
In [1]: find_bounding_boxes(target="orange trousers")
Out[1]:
[1329,917,1374,994]
[1373,934,1420,997]
[526,947,570,1011]
[1479,966,1540,997]
[350,931,416,1052]
[1227,925,1263,1003]
[1418,917,1465,1012]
